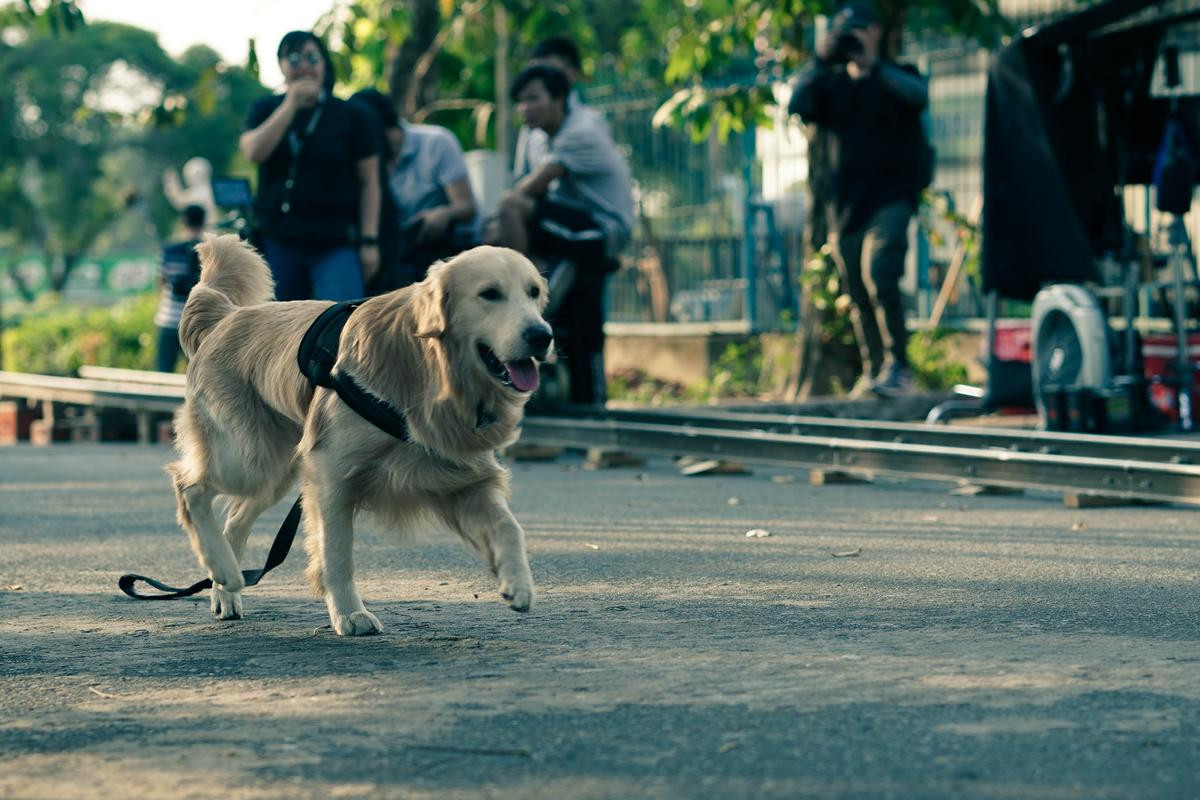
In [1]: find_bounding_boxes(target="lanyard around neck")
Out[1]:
[280,98,326,214]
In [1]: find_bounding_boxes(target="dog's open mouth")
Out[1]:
[478,343,540,393]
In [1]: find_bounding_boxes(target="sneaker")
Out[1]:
[871,365,917,398]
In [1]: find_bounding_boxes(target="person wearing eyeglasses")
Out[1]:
[239,31,381,301]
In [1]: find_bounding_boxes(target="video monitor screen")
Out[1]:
[212,177,253,208]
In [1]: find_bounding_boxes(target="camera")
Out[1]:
[832,29,864,62]
[818,3,875,65]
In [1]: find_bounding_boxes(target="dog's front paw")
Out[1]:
[331,609,383,636]
[499,577,535,613]
[211,586,243,620]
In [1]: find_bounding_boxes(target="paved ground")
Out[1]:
[1,443,1198,799]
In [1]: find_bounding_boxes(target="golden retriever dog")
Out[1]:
[166,235,552,635]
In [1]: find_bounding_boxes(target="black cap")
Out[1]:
[834,1,877,30]
[183,204,206,228]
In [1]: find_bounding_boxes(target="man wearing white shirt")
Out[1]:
[490,64,634,405]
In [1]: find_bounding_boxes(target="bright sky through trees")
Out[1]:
[80,0,331,87]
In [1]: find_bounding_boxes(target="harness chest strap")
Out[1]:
[297,299,411,442]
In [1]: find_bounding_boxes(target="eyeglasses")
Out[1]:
[284,52,323,68]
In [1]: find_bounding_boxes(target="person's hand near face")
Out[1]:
[848,26,881,75]
[282,45,325,110]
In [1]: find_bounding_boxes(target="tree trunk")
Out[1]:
[51,251,78,293]
[494,3,510,160]
[787,0,915,401]
[4,259,37,303]
[788,125,835,401]
[390,0,440,117]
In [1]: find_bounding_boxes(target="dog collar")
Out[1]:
[298,300,411,442]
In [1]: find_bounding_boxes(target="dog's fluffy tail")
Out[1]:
[179,234,275,358]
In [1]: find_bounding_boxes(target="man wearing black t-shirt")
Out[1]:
[240,32,380,301]
[790,2,929,397]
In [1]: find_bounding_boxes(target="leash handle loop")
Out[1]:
[118,496,303,601]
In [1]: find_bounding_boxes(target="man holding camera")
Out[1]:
[789,1,930,397]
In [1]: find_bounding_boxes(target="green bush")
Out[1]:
[907,329,969,391]
[1,292,159,375]
[707,339,764,398]
[608,340,769,406]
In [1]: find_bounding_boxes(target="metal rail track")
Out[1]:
[5,368,1200,505]
[538,407,1200,465]
[518,416,1200,506]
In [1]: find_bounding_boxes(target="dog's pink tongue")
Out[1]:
[505,359,540,392]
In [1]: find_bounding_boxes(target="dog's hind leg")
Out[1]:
[171,476,245,600]
[209,488,283,620]
[302,484,381,636]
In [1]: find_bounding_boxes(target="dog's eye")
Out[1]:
[529,286,540,300]
[479,287,503,302]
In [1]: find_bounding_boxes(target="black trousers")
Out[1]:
[549,265,607,406]
[832,200,912,376]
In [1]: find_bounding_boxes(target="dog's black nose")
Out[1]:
[523,325,553,353]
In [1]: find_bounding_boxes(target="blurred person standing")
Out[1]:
[349,88,479,290]
[789,1,931,397]
[154,204,205,373]
[240,31,380,301]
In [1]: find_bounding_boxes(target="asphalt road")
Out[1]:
[1,443,1198,799]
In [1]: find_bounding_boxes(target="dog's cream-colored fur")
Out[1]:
[167,234,551,635]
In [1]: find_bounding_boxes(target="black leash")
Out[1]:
[118,496,302,600]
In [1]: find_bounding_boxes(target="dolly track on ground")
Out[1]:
[4,369,1199,505]
[521,407,1200,506]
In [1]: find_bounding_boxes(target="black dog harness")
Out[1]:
[119,300,410,601]
[297,299,411,441]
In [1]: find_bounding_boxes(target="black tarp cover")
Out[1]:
[982,0,1199,300]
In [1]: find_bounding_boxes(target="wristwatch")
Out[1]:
[359,235,379,246]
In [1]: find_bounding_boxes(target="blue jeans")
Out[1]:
[262,237,364,301]
[156,326,182,373]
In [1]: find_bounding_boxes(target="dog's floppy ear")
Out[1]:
[412,259,449,338]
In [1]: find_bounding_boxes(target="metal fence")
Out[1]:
[584,78,793,327]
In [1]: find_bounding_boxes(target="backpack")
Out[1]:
[163,239,203,297]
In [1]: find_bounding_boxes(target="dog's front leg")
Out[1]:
[448,487,535,612]
[302,483,382,636]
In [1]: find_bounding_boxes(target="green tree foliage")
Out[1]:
[1,292,157,374]
[639,0,1009,143]
[315,0,640,150]
[310,0,1010,167]
[2,0,83,35]
[0,5,261,293]
[1,17,169,288]
[140,44,264,233]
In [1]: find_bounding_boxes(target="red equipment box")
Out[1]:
[1142,333,1200,420]
[992,319,1032,364]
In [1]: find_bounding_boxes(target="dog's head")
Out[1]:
[413,245,552,395]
